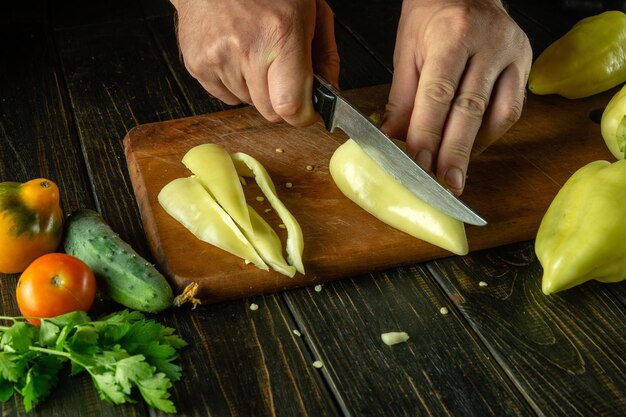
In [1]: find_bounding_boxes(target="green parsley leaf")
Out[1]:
[0,352,22,382]
[38,321,60,348]
[137,371,176,413]
[115,354,153,394]
[17,355,64,412]
[0,378,13,402]
[1,323,38,353]
[92,371,130,404]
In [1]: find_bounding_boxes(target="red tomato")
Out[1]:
[16,253,97,325]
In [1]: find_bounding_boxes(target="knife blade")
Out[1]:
[312,76,487,226]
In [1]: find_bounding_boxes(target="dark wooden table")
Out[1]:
[1,1,625,416]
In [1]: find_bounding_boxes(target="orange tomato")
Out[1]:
[16,253,97,325]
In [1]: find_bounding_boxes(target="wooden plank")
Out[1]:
[54,19,189,251]
[55,16,340,416]
[159,300,339,417]
[0,24,144,417]
[2,0,47,26]
[140,0,175,18]
[49,0,143,28]
[283,266,536,416]
[427,241,626,416]
[327,0,399,70]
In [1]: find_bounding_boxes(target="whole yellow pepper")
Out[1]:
[601,83,626,159]
[535,160,626,295]
[528,11,626,99]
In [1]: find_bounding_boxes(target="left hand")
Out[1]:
[380,0,532,195]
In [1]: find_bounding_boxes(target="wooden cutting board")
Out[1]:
[124,84,617,303]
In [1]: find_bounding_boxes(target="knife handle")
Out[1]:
[312,76,337,132]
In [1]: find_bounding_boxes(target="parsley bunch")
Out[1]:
[0,310,187,413]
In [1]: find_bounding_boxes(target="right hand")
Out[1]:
[171,0,340,127]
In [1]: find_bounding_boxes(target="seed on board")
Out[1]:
[256,196,265,202]
[275,148,284,153]
[278,223,286,229]
[306,165,314,171]
[479,281,488,287]
[293,329,302,337]
[312,360,324,369]
[249,303,259,311]
[285,182,293,189]
[439,307,449,315]
[314,284,323,292]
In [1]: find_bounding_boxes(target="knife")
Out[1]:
[312,75,487,226]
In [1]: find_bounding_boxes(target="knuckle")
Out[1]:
[424,79,457,106]
[434,5,473,40]
[454,93,488,119]
[183,53,205,78]
[501,97,524,127]
[184,41,231,77]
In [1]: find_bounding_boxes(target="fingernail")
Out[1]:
[415,150,432,171]
[444,167,465,192]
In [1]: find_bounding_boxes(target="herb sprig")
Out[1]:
[0,310,187,413]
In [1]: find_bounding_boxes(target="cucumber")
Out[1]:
[63,209,173,312]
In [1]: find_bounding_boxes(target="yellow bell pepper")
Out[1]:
[601,83,626,159]
[528,11,626,99]
[0,178,63,274]
[329,139,468,256]
[535,159,626,295]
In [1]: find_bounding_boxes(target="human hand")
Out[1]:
[380,0,532,195]
[171,0,339,126]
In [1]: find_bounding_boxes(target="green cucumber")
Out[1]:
[63,209,173,312]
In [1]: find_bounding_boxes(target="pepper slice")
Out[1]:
[535,159,626,294]
[231,153,305,274]
[329,139,468,256]
[158,176,268,270]
[245,205,296,277]
[182,143,252,232]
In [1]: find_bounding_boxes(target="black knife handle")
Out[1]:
[312,76,337,131]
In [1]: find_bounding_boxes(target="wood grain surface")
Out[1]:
[124,84,617,303]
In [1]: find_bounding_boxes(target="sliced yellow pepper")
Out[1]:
[160,144,302,277]
[182,143,252,232]
[158,177,268,270]
[329,139,468,256]
[245,205,296,277]
[535,159,626,295]
[231,153,305,274]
